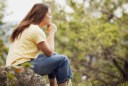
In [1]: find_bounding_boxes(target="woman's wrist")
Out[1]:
[49,32,55,35]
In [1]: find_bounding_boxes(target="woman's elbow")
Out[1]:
[45,51,54,57]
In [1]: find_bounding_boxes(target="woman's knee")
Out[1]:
[60,55,70,63]
[50,54,70,65]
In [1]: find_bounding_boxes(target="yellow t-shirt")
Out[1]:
[6,24,46,66]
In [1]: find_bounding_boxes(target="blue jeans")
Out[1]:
[29,53,72,84]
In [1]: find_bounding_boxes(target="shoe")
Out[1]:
[67,79,72,86]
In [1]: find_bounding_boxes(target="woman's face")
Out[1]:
[44,8,53,26]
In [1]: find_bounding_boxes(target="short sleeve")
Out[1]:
[31,28,46,44]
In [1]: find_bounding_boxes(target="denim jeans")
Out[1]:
[29,53,72,84]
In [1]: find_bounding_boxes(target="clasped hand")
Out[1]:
[46,23,57,34]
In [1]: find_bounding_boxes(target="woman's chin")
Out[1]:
[47,22,52,25]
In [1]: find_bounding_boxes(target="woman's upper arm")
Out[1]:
[37,41,53,57]
[30,27,53,56]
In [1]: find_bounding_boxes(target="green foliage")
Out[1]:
[0,0,8,66]
[51,0,128,85]
[120,82,128,86]
[0,0,6,24]
[0,39,8,65]
[20,62,33,68]
[7,72,15,80]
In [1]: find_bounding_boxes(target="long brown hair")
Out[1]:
[10,3,49,42]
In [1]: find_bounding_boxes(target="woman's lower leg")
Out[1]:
[49,78,57,86]
[55,55,72,84]
[58,81,68,86]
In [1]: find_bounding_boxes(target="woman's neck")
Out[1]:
[38,23,45,28]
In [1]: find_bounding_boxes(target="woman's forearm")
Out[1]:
[46,23,57,52]
[47,32,55,52]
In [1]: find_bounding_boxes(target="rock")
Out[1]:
[0,66,46,86]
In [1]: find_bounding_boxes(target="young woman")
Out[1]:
[6,3,72,86]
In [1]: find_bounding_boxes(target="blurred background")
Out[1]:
[0,0,128,86]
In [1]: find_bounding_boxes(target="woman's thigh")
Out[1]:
[30,53,68,76]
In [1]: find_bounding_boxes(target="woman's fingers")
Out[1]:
[46,23,57,34]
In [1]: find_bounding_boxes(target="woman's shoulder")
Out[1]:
[29,24,40,30]
[28,24,45,35]
[28,24,43,32]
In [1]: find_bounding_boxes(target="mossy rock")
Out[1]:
[0,66,46,86]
